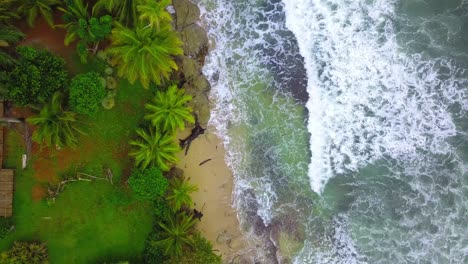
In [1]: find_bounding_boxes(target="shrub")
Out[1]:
[0,218,13,239]
[69,72,106,116]
[0,241,49,264]
[6,46,68,106]
[128,167,169,200]
[143,229,169,264]
[153,197,171,219]
[167,233,222,264]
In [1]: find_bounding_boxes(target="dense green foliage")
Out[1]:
[167,177,198,211]
[14,0,60,27]
[28,92,85,149]
[69,72,106,116]
[128,167,169,200]
[106,22,183,89]
[0,27,24,68]
[0,242,48,264]
[0,1,19,24]
[167,234,222,264]
[92,0,141,27]
[5,46,68,106]
[155,212,196,257]
[129,128,180,171]
[1,2,218,262]
[1,80,153,263]
[145,85,195,134]
[0,218,13,239]
[137,0,172,30]
[59,0,112,62]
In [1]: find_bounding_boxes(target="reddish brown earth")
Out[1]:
[31,184,47,201]
[18,13,76,66]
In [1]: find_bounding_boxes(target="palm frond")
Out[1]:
[129,127,180,171]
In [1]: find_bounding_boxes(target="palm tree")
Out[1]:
[15,0,61,27]
[155,212,196,257]
[57,0,88,45]
[137,0,172,30]
[0,1,19,24]
[27,92,85,149]
[106,22,183,89]
[92,0,141,27]
[129,127,180,171]
[167,177,198,211]
[0,27,24,68]
[145,85,195,134]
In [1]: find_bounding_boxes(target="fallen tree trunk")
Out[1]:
[179,114,206,155]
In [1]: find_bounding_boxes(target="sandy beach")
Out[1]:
[178,128,251,262]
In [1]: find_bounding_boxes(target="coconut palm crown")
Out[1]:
[15,0,61,27]
[137,0,172,30]
[106,22,183,89]
[92,0,141,27]
[0,27,24,68]
[129,127,180,171]
[155,212,196,257]
[145,85,195,134]
[167,177,198,212]
[27,92,85,149]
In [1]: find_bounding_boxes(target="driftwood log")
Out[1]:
[179,114,206,155]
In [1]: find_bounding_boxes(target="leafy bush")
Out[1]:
[59,0,113,62]
[0,241,49,264]
[128,167,169,200]
[0,218,13,239]
[153,197,171,219]
[6,46,68,106]
[69,72,106,116]
[143,228,169,264]
[145,85,195,134]
[167,233,222,264]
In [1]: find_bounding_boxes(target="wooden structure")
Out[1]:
[0,100,14,217]
[0,169,14,217]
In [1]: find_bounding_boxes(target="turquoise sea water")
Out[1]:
[196,0,468,263]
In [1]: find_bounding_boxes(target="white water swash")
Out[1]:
[195,0,468,263]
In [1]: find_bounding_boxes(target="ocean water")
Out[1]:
[196,0,468,263]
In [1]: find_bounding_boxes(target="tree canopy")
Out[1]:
[106,23,183,89]
[28,92,85,149]
[128,167,169,200]
[5,46,68,106]
[145,85,195,134]
[129,128,180,171]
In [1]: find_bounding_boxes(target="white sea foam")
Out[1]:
[282,0,468,194]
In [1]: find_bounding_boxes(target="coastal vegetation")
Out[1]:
[0,0,220,263]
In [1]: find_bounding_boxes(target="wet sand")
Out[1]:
[177,128,251,262]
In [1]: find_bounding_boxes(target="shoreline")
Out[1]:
[177,128,251,262]
[172,0,259,262]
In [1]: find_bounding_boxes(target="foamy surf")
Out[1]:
[282,0,468,193]
[196,0,468,263]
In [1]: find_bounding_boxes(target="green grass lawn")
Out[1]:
[0,65,156,263]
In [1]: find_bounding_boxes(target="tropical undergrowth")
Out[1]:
[0,0,220,263]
